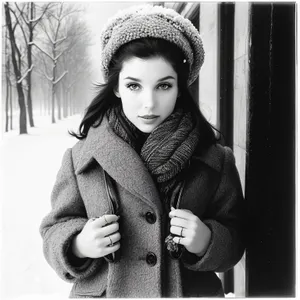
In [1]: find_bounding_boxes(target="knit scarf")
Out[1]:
[107,105,200,209]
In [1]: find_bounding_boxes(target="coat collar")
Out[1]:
[74,116,224,210]
[74,116,162,211]
[192,143,224,173]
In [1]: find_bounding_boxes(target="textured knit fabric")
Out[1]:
[100,4,205,86]
[39,116,246,298]
[107,105,200,206]
[108,105,200,259]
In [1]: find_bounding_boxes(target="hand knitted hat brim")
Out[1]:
[100,5,205,86]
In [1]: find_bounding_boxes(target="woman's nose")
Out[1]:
[143,90,155,109]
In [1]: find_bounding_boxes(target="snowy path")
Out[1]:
[0,115,82,300]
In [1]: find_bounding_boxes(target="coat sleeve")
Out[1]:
[39,148,103,282]
[182,146,246,272]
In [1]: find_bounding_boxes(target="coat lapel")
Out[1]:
[193,143,225,173]
[74,116,162,211]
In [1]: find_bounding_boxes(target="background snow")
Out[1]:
[0,115,81,300]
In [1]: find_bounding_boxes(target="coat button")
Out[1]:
[145,212,156,224]
[146,252,157,266]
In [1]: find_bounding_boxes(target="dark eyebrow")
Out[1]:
[157,76,176,82]
[123,77,141,82]
[123,76,175,82]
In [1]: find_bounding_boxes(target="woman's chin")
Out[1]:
[136,124,156,133]
[134,119,161,133]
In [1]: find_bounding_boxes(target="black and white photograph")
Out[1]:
[0,1,297,299]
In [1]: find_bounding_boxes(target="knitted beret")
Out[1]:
[100,4,205,86]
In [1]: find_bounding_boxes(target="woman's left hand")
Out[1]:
[169,207,211,256]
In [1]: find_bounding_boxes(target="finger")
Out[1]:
[170,217,189,228]
[170,225,186,237]
[169,209,196,221]
[95,230,121,248]
[105,232,121,246]
[105,235,114,247]
[91,215,119,228]
[96,222,119,238]
[173,236,188,246]
[169,208,193,219]
[98,242,121,257]
[104,232,121,247]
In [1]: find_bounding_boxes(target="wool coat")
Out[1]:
[40,116,246,298]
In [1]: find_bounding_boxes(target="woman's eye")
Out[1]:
[126,83,140,91]
[157,83,172,90]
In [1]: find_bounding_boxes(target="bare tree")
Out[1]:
[30,3,82,123]
[15,2,51,127]
[60,14,92,118]
[4,26,13,132]
[32,47,52,116]
[4,2,27,134]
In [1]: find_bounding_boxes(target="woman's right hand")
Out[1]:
[71,214,121,259]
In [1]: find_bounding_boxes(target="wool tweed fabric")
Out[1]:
[107,105,200,199]
[40,116,246,297]
[100,4,205,86]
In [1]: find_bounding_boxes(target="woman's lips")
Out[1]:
[139,115,159,124]
[139,115,159,119]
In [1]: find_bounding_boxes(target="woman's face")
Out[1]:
[115,56,179,133]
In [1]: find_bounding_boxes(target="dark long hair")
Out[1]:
[70,38,219,149]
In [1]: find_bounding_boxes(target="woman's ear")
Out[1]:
[114,88,120,98]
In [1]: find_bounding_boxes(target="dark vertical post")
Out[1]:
[218,2,235,294]
[245,3,295,296]
[218,2,235,150]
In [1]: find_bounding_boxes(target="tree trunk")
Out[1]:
[51,61,56,123]
[27,2,35,127]
[5,27,10,132]
[5,77,9,132]
[9,82,13,130]
[27,33,34,125]
[51,43,57,123]
[57,95,61,120]
[51,84,55,123]
[4,2,27,134]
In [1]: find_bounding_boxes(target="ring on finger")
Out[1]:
[108,236,113,246]
[180,227,184,237]
[178,237,181,245]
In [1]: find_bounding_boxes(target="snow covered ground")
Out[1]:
[0,115,82,300]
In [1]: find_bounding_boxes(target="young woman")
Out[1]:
[40,5,246,298]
